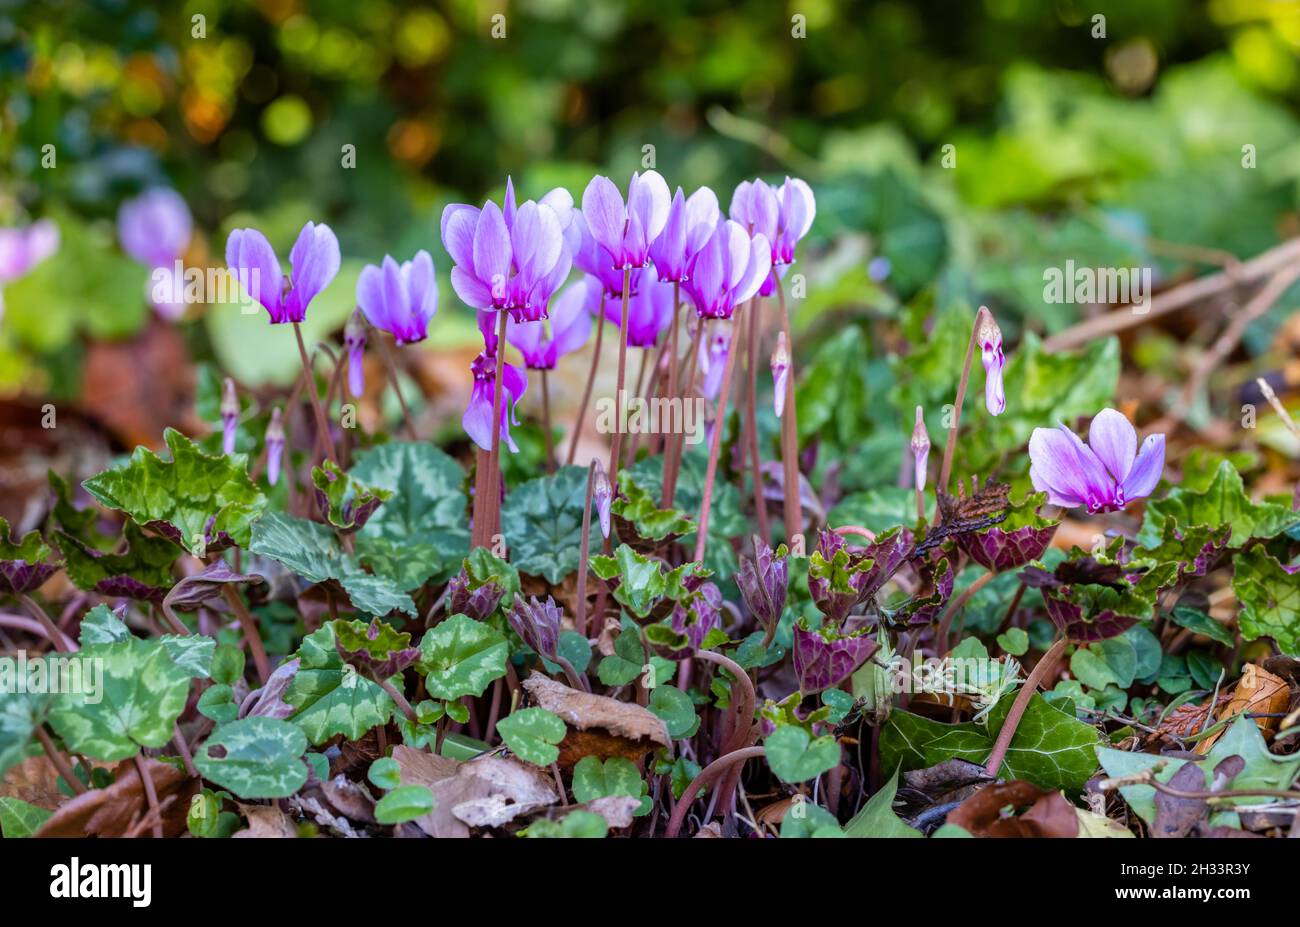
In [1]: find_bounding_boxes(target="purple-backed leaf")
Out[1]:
[333,617,420,681]
[0,517,56,593]
[55,523,178,604]
[1032,556,1178,642]
[957,493,1057,572]
[1134,516,1231,580]
[792,620,877,693]
[1042,593,1139,643]
[163,561,266,612]
[311,460,392,534]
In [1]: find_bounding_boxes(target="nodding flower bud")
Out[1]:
[507,594,563,662]
[976,306,1006,417]
[221,377,239,456]
[344,308,367,398]
[736,536,789,634]
[266,407,285,487]
[592,457,612,539]
[771,331,791,418]
[910,405,930,491]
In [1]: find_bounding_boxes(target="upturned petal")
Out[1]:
[118,188,192,267]
[581,174,626,266]
[225,227,284,321]
[1120,433,1165,502]
[1088,408,1137,486]
[284,221,341,322]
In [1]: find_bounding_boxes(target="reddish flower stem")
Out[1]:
[775,279,801,545]
[485,310,510,543]
[743,296,771,544]
[293,321,338,463]
[575,459,597,638]
[606,268,633,503]
[664,746,765,838]
[540,368,554,473]
[133,754,164,838]
[568,292,607,466]
[983,636,1067,779]
[693,313,744,563]
[936,306,992,503]
[222,584,270,684]
[662,314,703,510]
[20,595,71,653]
[377,331,418,441]
[36,726,87,796]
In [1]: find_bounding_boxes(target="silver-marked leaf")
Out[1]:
[195,717,309,799]
[284,624,395,745]
[496,707,566,766]
[416,613,508,700]
[501,466,599,583]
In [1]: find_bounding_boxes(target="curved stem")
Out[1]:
[377,677,419,723]
[555,654,590,693]
[568,292,607,466]
[775,279,801,545]
[833,525,877,543]
[664,746,765,837]
[693,314,744,563]
[936,307,990,501]
[133,754,164,838]
[0,613,77,651]
[18,597,74,653]
[222,585,270,684]
[984,636,1067,779]
[293,321,338,463]
[694,650,756,753]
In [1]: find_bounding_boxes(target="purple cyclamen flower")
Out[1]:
[699,324,732,401]
[463,349,527,452]
[649,186,719,283]
[506,276,594,369]
[225,221,340,324]
[221,378,239,456]
[357,249,438,344]
[771,331,790,418]
[773,177,816,266]
[581,170,672,270]
[681,219,771,320]
[567,212,638,298]
[0,220,59,314]
[731,177,815,296]
[911,405,930,492]
[344,309,367,398]
[266,408,285,486]
[118,188,192,268]
[729,179,779,243]
[441,189,571,322]
[592,457,612,539]
[603,274,673,347]
[1029,408,1165,513]
[507,594,563,662]
[978,308,1006,416]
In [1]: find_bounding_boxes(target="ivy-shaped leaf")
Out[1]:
[881,692,1099,792]
[195,717,309,799]
[1139,461,1300,548]
[765,725,842,784]
[46,636,192,761]
[612,471,693,543]
[496,707,566,766]
[416,613,508,700]
[842,766,922,838]
[0,516,56,594]
[284,624,395,745]
[501,466,599,583]
[81,427,267,555]
[1232,547,1300,656]
[589,544,705,619]
[350,442,469,583]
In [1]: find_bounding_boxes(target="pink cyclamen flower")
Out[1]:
[118,188,192,268]
[910,405,930,491]
[977,308,1006,416]
[225,221,340,324]
[649,185,719,283]
[581,170,672,270]
[773,177,816,265]
[603,274,673,348]
[699,324,732,401]
[221,378,239,456]
[344,309,367,398]
[266,408,285,486]
[682,219,771,320]
[567,211,638,298]
[1029,408,1164,513]
[731,177,815,296]
[441,193,570,322]
[507,276,594,369]
[356,250,438,344]
[592,457,612,539]
[463,349,528,452]
[771,330,790,418]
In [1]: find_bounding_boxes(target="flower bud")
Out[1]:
[221,377,239,456]
[266,407,285,487]
[910,405,930,491]
[771,331,790,418]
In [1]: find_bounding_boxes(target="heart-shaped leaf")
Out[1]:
[501,466,599,583]
[496,707,566,766]
[765,725,842,784]
[195,717,309,799]
[416,613,509,700]
[374,785,435,824]
[571,755,644,803]
[284,624,395,745]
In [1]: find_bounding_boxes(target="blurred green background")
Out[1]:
[2,0,1300,494]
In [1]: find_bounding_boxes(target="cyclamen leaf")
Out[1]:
[351,442,470,583]
[765,725,842,784]
[571,756,644,803]
[502,466,599,583]
[284,624,395,745]
[46,637,192,761]
[56,523,179,603]
[416,613,508,700]
[81,427,267,555]
[1232,547,1300,656]
[0,688,49,779]
[496,707,566,766]
[842,766,922,838]
[611,472,694,542]
[648,685,697,739]
[249,512,416,616]
[374,785,436,824]
[195,717,309,799]
[590,544,704,618]
[629,455,745,580]
[77,603,130,646]
[1134,517,1230,578]
[1168,606,1235,648]
[311,459,391,533]
[0,517,56,595]
[1139,461,1300,548]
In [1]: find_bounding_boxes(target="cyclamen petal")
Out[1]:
[284,221,340,322]
[1088,408,1136,485]
[1121,433,1165,501]
[1028,410,1165,513]
[225,227,285,322]
[0,219,59,281]
[771,331,790,418]
[118,188,192,268]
